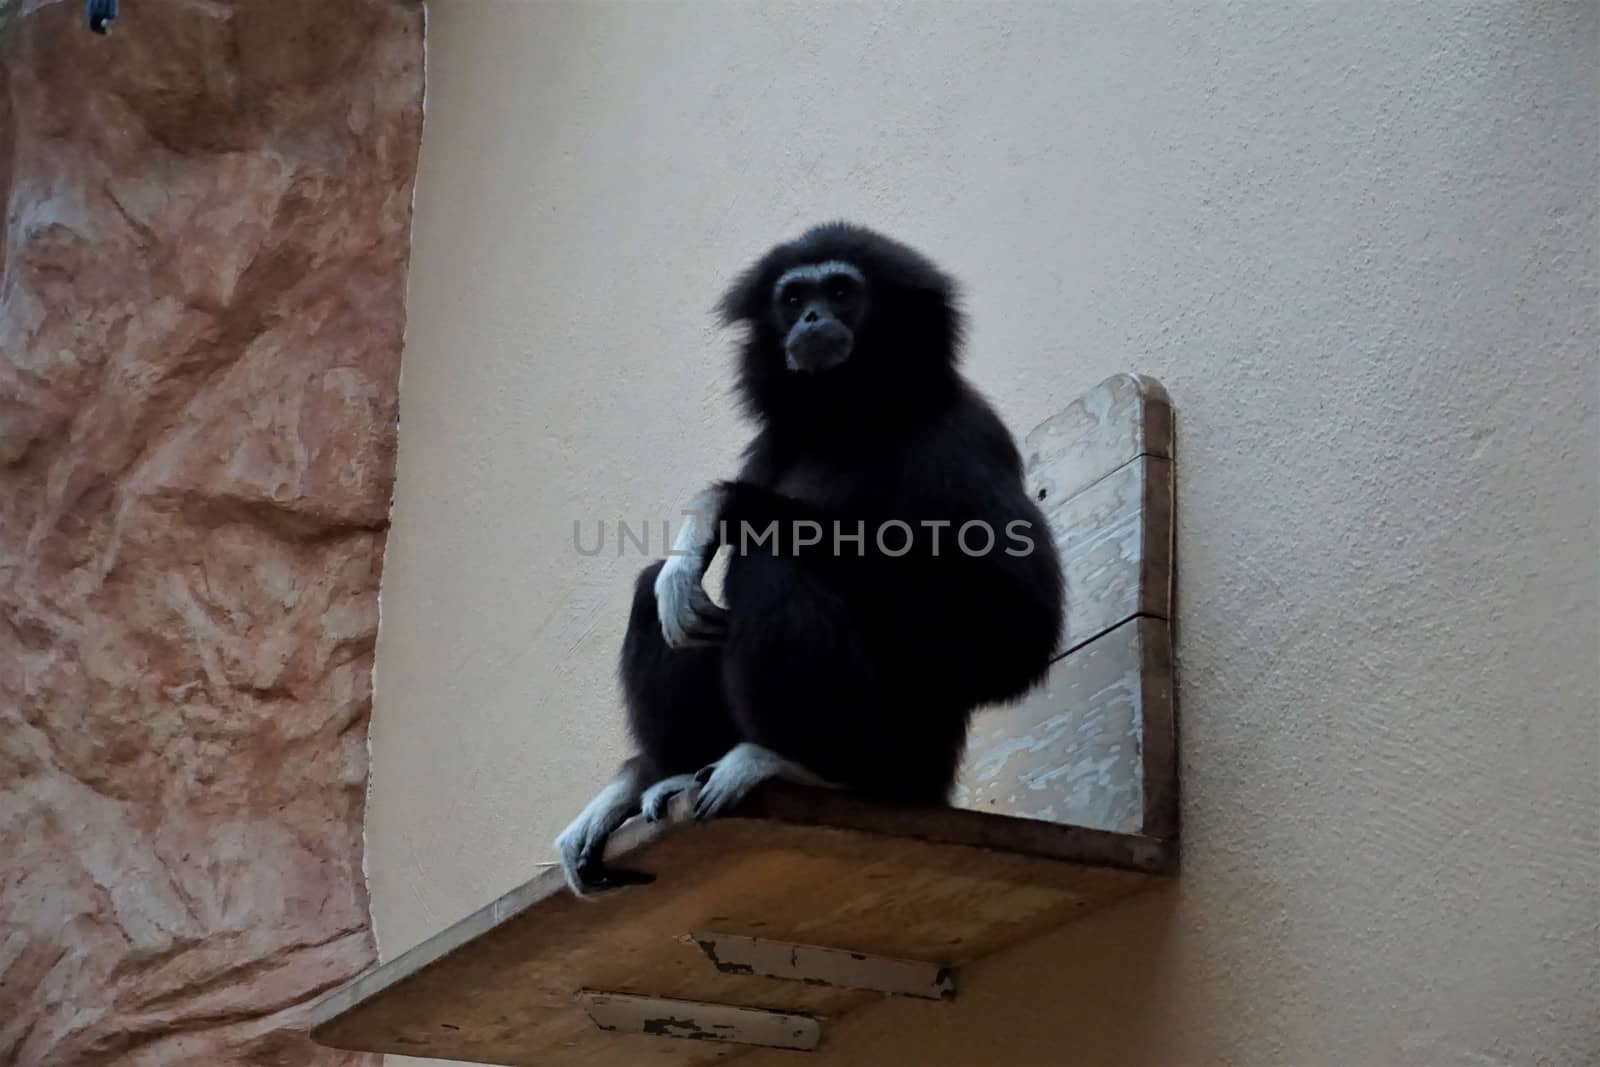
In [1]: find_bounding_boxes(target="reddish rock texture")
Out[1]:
[0,2,423,1063]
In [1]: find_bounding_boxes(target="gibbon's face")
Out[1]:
[771,261,868,374]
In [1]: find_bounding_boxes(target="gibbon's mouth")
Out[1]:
[785,321,853,374]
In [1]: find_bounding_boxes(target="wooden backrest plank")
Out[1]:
[957,373,1178,839]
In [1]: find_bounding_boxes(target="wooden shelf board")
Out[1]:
[309,788,1172,1066]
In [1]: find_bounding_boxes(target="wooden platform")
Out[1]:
[310,789,1169,1065]
[307,373,1179,1065]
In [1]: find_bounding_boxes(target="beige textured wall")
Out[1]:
[369,3,1598,1064]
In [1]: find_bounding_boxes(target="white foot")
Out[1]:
[691,742,832,821]
[640,773,699,821]
[553,770,652,896]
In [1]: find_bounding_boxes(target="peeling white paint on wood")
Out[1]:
[956,618,1175,836]
[578,992,821,1051]
[1039,455,1175,652]
[689,932,956,1000]
[1023,374,1173,504]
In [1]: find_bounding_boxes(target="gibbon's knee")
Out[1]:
[621,562,739,779]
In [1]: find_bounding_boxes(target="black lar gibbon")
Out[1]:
[557,223,1064,894]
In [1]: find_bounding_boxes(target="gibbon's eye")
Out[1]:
[782,289,801,307]
[823,274,856,302]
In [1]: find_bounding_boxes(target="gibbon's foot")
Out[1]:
[691,742,833,821]
[554,772,656,896]
[640,773,700,822]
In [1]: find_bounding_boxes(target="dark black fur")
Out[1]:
[621,222,1064,803]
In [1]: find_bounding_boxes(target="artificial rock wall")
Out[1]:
[0,1,422,1063]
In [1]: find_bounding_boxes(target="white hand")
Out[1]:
[656,486,729,649]
[656,553,727,648]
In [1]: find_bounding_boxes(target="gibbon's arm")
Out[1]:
[657,479,836,649]
[712,479,836,539]
[655,485,729,649]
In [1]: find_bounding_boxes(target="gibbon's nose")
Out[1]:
[803,308,819,323]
